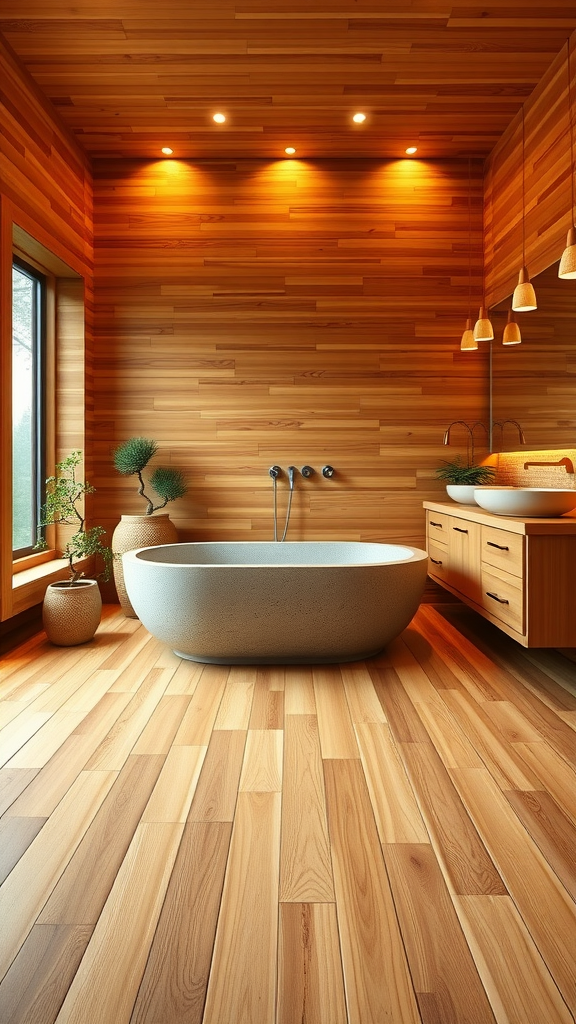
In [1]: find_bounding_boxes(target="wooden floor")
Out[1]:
[0,602,575,1024]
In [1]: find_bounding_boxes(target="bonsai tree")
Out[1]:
[435,456,496,486]
[112,437,187,514]
[35,450,113,584]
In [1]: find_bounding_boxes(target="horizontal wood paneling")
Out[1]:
[0,34,94,625]
[484,29,576,307]
[1,3,575,160]
[91,157,488,551]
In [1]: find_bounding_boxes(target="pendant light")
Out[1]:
[461,159,478,350]
[502,308,521,345]
[559,39,576,278]
[512,107,537,310]
[472,165,495,342]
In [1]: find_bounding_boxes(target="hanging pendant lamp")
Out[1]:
[461,159,479,350]
[559,40,576,279]
[502,308,522,345]
[473,305,494,342]
[461,317,478,350]
[512,107,537,310]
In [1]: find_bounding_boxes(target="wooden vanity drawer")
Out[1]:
[428,540,450,583]
[427,511,451,543]
[481,526,524,578]
[481,567,524,634]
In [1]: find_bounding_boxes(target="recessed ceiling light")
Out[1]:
[213,113,226,123]
[284,147,296,155]
[405,146,418,155]
[161,147,173,155]
[352,112,366,123]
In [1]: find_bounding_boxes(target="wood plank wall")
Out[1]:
[484,29,576,307]
[0,34,94,627]
[483,28,576,458]
[91,157,488,553]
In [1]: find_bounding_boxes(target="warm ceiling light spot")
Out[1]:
[284,147,296,155]
[161,147,173,155]
[352,112,366,123]
[213,112,226,123]
[405,146,418,155]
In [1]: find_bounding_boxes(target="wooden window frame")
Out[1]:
[0,198,87,622]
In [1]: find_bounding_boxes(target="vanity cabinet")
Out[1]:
[424,501,576,647]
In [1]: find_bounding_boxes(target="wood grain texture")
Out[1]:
[130,821,232,1024]
[279,715,334,902]
[355,722,429,844]
[454,895,575,1024]
[1,609,576,1021]
[277,903,347,1024]
[384,843,498,1024]
[203,791,281,1024]
[53,822,184,1024]
[2,7,574,160]
[88,156,488,563]
[323,758,421,1024]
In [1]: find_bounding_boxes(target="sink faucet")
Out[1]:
[523,457,574,474]
[443,420,488,466]
[493,419,526,445]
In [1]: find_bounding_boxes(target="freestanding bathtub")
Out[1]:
[122,541,428,665]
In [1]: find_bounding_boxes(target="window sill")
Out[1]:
[12,556,90,616]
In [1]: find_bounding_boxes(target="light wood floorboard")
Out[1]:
[0,603,574,1023]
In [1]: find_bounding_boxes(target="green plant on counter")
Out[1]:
[112,436,188,514]
[35,450,113,584]
[435,456,496,486]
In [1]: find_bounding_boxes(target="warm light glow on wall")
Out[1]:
[405,147,418,155]
[213,112,226,124]
[352,112,366,123]
[161,147,173,156]
[284,147,296,155]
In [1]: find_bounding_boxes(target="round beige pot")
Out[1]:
[112,513,178,617]
[43,579,102,646]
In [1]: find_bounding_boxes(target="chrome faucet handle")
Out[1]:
[322,465,335,478]
[301,465,314,478]
[269,465,282,479]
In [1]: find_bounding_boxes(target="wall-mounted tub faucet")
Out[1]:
[322,465,335,478]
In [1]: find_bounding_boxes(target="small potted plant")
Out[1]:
[36,450,113,645]
[111,437,188,616]
[435,456,496,505]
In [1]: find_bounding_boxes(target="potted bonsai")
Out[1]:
[35,450,113,645]
[436,456,496,505]
[111,437,188,617]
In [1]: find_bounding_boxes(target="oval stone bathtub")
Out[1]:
[122,541,428,664]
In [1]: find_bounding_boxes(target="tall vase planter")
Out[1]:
[112,513,178,617]
[43,580,102,646]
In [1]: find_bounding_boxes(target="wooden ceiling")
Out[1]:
[1,1,575,161]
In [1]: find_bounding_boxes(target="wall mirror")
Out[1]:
[490,260,576,451]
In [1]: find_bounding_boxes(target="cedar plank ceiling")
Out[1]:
[1,2,575,160]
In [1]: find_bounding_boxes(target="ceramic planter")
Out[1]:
[43,579,102,646]
[112,513,178,617]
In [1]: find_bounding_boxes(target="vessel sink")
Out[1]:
[473,487,576,517]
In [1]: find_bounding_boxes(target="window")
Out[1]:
[12,257,46,558]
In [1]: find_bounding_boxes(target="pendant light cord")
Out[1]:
[467,156,472,319]
[521,106,526,265]
[568,39,575,221]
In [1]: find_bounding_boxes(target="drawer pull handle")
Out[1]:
[453,527,468,534]
[430,521,443,528]
[486,591,509,605]
[430,557,443,566]
[487,541,509,551]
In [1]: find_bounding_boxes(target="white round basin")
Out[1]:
[473,487,576,517]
